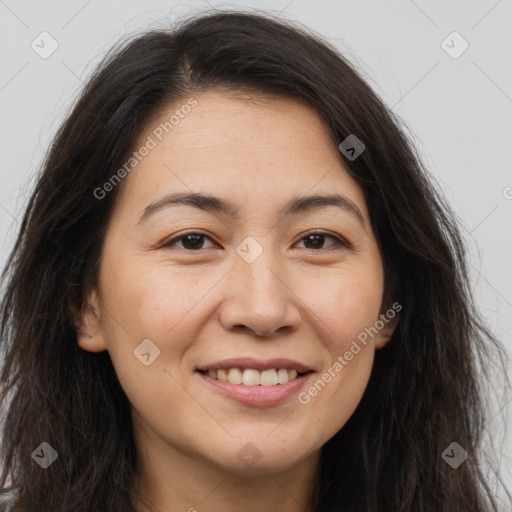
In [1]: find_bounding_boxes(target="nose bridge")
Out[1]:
[219,236,300,336]
[236,238,285,306]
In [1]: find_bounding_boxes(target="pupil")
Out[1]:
[305,234,323,249]
[184,234,202,249]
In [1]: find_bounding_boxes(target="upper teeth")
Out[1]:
[206,368,299,386]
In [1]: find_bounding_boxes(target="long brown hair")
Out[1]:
[1,9,510,512]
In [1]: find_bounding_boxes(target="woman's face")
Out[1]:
[78,90,394,476]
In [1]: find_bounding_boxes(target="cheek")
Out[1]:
[104,255,212,335]
[99,261,208,435]
[304,265,384,348]
[292,262,382,419]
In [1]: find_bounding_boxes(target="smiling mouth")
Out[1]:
[197,368,313,386]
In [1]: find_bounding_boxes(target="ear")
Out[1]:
[374,303,400,350]
[70,287,108,353]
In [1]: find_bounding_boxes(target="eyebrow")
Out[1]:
[137,191,366,230]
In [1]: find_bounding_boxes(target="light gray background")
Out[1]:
[1,0,511,504]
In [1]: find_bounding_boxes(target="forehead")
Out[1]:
[113,90,368,221]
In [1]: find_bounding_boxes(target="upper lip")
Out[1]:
[196,357,314,373]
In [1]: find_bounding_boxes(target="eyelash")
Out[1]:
[159,229,350,252]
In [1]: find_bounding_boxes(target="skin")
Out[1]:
[76,89,397,512]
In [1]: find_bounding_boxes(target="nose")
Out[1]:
[218,247,302,337]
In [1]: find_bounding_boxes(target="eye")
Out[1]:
[160,232,218,251]
[159,230,349,252]
[295,230,348,250]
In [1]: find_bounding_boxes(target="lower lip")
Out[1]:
[197,371,314,406]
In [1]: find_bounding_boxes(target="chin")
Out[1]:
[207,438,314,475]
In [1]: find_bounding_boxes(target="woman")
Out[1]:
[0,9,510,512]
